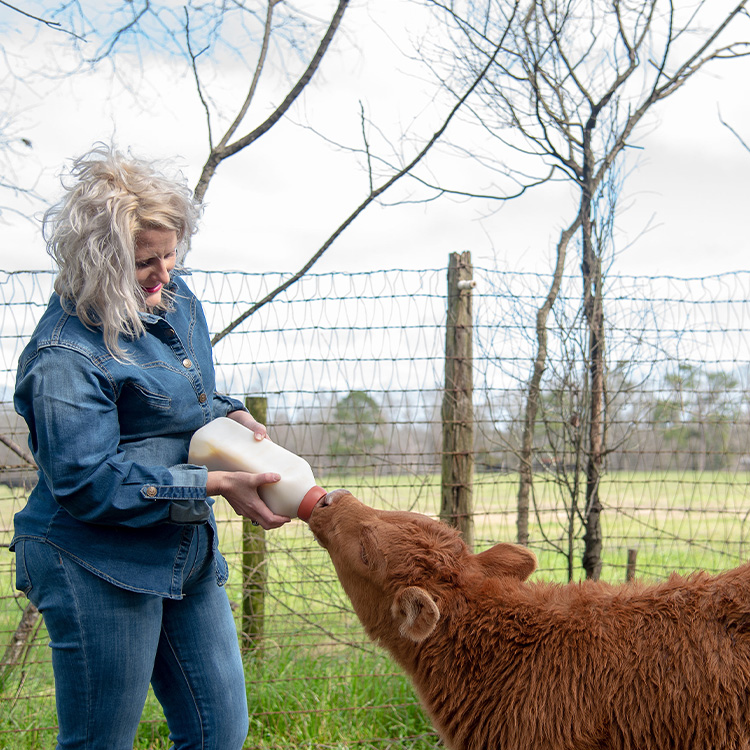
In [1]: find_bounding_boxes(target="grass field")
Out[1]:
[2,468,749,748]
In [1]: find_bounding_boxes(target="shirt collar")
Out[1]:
[57,268,191,325]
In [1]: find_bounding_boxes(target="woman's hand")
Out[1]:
[226,409,267,441]
[206,470,291,530]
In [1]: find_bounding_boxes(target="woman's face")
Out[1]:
[134,227,178,309]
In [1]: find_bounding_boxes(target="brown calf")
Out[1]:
[308,490,750,750]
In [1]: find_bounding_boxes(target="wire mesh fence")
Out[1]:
[2,265,750,747]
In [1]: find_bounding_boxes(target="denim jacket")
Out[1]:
[11,273,244,599]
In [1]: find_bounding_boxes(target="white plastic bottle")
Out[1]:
[188,417,326,521]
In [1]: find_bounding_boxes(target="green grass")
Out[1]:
[0,622,437,749]
[2,468,750,748]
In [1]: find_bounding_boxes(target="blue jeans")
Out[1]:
[15,527,249,750]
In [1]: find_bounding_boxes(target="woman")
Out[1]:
[11,144,290,750]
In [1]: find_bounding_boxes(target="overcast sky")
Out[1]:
[1,1,749,280]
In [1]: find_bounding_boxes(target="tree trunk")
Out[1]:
[580,164,605,581]
[517,217,580,545]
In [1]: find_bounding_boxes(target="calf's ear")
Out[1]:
[391,586,440,642]
[475,543,537,581]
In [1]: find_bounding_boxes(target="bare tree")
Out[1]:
[423,0,749,577]
[0,2,347,214]
[1,1,526,342]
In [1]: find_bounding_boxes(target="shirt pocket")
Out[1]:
[128,382,173,411]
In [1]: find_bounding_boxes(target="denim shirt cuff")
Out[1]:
[139,465,212,524]
[168,464,209,491]
[214,393,246,416]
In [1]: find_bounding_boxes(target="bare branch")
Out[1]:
[184,7,213,149]
[194,0,350,204]
[89,0,152,65]
[392,163,555,203]
[0,434,36,468]
[650,0,749,100]
[360,101,374,194]
[719,107,750,154]
[216,0,278,151]
[210,4,523,346]
[0,0,85,40]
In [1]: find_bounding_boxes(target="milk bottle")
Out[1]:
[188,417,326,521]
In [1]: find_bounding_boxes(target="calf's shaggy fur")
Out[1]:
[309,490,750,750]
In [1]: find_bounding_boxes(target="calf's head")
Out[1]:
[309,490,537,647]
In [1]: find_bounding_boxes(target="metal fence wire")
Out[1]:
[2,265,750,747]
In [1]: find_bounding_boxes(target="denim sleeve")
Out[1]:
[212,393,246,418]
[16,347,211,528]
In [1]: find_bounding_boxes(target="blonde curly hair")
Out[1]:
[44,143,201,358]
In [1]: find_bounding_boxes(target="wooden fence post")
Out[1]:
[441,251,475,550]
[626,548,638,582]
[242,395,268,651]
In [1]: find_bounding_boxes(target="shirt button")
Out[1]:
[166,328,175,336]
[198,393,207,404]
[182,358,192,369]
[145,485,158,498]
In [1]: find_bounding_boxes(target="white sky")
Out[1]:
[1,1,749,279]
